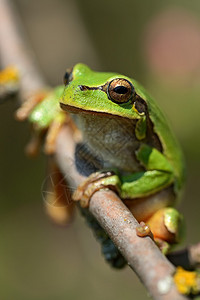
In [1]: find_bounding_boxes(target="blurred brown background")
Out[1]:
[1,0,200,299]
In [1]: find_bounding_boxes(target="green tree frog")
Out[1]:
[16,63,185,268]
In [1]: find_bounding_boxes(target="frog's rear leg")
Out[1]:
[146,207,184,254]
[43,158,75,226]
[124,187,184,254]
[16,91,49,157]
[16,87,80,156]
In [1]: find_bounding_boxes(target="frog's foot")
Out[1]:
[15,90,48,121]
[136,221,171,253]
[73,171,120,208]
[136,221,154,239]
[146,207,184,254]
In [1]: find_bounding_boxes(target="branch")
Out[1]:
[0,0,191,299]
[167,243,200,270]
[0,0,47,98]
[56,128,189,300]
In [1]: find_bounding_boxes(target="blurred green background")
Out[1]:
[1,0,200,299]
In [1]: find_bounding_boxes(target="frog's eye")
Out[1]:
[63,68,73,85]
[107,78,134,103]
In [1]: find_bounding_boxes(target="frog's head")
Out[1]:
[60,63,147,120]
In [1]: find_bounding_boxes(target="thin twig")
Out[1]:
[167,243,200,270]
[0,0,191,299]
[0,0,47,98]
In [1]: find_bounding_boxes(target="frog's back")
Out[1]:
[132,79,185,194]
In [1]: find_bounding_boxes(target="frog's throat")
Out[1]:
[60,102,133,120]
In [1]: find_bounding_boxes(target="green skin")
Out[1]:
[29,63,185,248]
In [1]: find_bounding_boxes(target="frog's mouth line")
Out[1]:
[60,102,132,119]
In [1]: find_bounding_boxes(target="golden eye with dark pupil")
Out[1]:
[107,78,134,103]
[113,86,128,94]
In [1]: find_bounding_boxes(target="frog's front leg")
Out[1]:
[15,89,53,156]
[73,171,121,208]
[15,90,49,121]
[16,86,73,156]
[74,144,175,207]
[120,144,175,199]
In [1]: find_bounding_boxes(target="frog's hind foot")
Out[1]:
[136,221,154,239]
[136,221,173,254]
[145,207,184,254]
